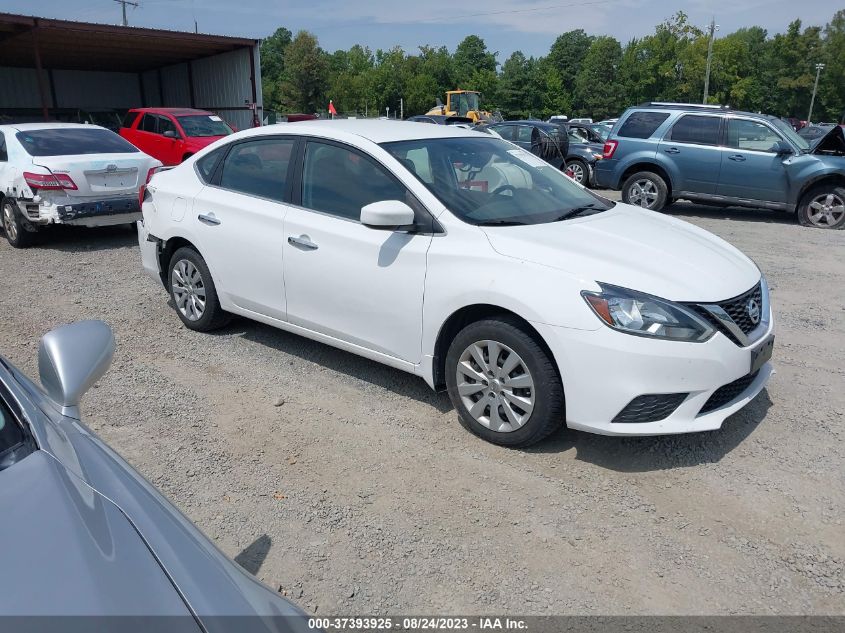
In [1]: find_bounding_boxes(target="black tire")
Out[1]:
[2,199,38,248]
[621,170,669,211]
[167,246,231,331]
[796,184,845,229]
[564,158,589,186]
[445,316,565,448]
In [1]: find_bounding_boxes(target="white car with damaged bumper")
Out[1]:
[1,123,161,247]
[138,120,774,447]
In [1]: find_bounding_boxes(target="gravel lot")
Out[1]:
[1,194,843,616]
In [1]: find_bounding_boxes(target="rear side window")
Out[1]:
[489,125,514,141]
[668,115,721,145]
[218,138,294,202]
[15,128,139,156]
[122,111,139,129]
[301,141,406,221]
[141,113,158,133]
[0,134,7,162]
[617,111,671,139]
[196,147,223,183]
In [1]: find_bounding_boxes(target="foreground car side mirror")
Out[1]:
[38,320,115,419]
[360,200,415,230]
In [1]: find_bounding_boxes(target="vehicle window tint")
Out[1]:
[489,125,514,141]
[0,134,7,161]
[177,115,232,138]
[15,128,139,156]
[141,113,158,133]
[569,128,589,143]
[397,147,433,184]
[301,141,406,221]
[157,115,177,136]
[516,126,534,143]
[668,115,721,145]
[617,112,671,139]
[0,397,24,458]
[219,138,294,202]
[727,119,783,152]
[122,111,139,129]
[196,147,224,183]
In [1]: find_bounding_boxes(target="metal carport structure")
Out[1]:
[0,12,262,130]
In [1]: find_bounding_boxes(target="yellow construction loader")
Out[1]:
[425,90,497,124]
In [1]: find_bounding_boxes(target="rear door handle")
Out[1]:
[664,147,680,154]
[197,213,221,226]
[728,154,746,162]
[288,235,318,250]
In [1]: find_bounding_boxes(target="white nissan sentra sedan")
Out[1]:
[137,120,774,447]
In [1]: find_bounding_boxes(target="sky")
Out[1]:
[5,0,836,60]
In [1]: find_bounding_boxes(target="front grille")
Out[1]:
[689,282,763,345]
[612,392,688,424]
[699,371,759,415]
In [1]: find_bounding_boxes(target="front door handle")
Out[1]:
[197,213,221,226]
[664,147,680,154]
[288,235,318,250]
[728,154,747,162]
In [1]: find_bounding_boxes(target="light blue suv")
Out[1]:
[595,103,845,229]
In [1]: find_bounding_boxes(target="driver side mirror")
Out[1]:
[774,140,793,155]
[361,200,415,230]
[39,320,115,419]
[163,130,178,139]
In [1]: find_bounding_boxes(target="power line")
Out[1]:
[113,0,139,26]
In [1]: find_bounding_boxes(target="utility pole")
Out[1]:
[400,98,404,120]
[113,0,139,27]
[807,63,825,123]
[703,17,719,104]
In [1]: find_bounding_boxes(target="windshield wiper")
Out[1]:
[552,205,601,221]
[476,220,527,226]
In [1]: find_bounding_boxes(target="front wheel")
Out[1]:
[445,317,565,447]
[168,246,231,331]
[2,199,37,248]
[797,185,845,229]
[621,171,669,211]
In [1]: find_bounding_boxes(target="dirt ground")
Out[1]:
[0,194,843,616]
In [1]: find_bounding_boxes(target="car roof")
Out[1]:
[0,122,106,132]
[243,119,485,143]
[129,107,213,117]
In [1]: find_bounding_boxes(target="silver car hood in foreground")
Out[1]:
[0,358,308,633]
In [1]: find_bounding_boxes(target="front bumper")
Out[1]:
[532,315,775,436]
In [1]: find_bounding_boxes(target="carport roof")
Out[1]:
[0,13,258,73]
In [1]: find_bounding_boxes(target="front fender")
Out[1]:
[787,159,845,206]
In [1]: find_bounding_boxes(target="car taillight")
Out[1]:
[23,171,78,191]
[139,167,159,207]
[602,140,618,159]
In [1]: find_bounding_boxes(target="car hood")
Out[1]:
[482,204,760,302]
[0,451,196,621]
[810,124,845,155]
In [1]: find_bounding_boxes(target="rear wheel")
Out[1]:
[797,185,845,229]
[621,171,669,211]
[168,246,230,331]
[445,316,564,448]
[2,199,37,248]
[564,158,589,186]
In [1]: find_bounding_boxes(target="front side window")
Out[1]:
[177,115,233,138]
[515,126,534,143]
[157,115,178,137]
[15,128,139,156]
[489,125,514,141]
[218,138,294,202]
[727,119,783,152]
[617,111,671,139]
[301,141,407,221]
[383,136,612,226]
[668,115,721,145]
[0,392,33,473]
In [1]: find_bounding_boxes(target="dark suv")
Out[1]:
[595,103,845,229]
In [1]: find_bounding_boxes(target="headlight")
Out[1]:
[582,284,715,342]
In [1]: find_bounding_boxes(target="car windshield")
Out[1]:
[177,115,233,137]
[382,136,612,226]
[770,118,810,152]
[16,128,139,156]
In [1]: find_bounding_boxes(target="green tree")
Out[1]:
[260,27,292,111]
[278,31,329,113]
[452,35,497,87]
[573,36,623,119]
[546,29,593,97]
[819,10,845,121]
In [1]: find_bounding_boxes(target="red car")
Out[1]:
[119,107,234,166]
